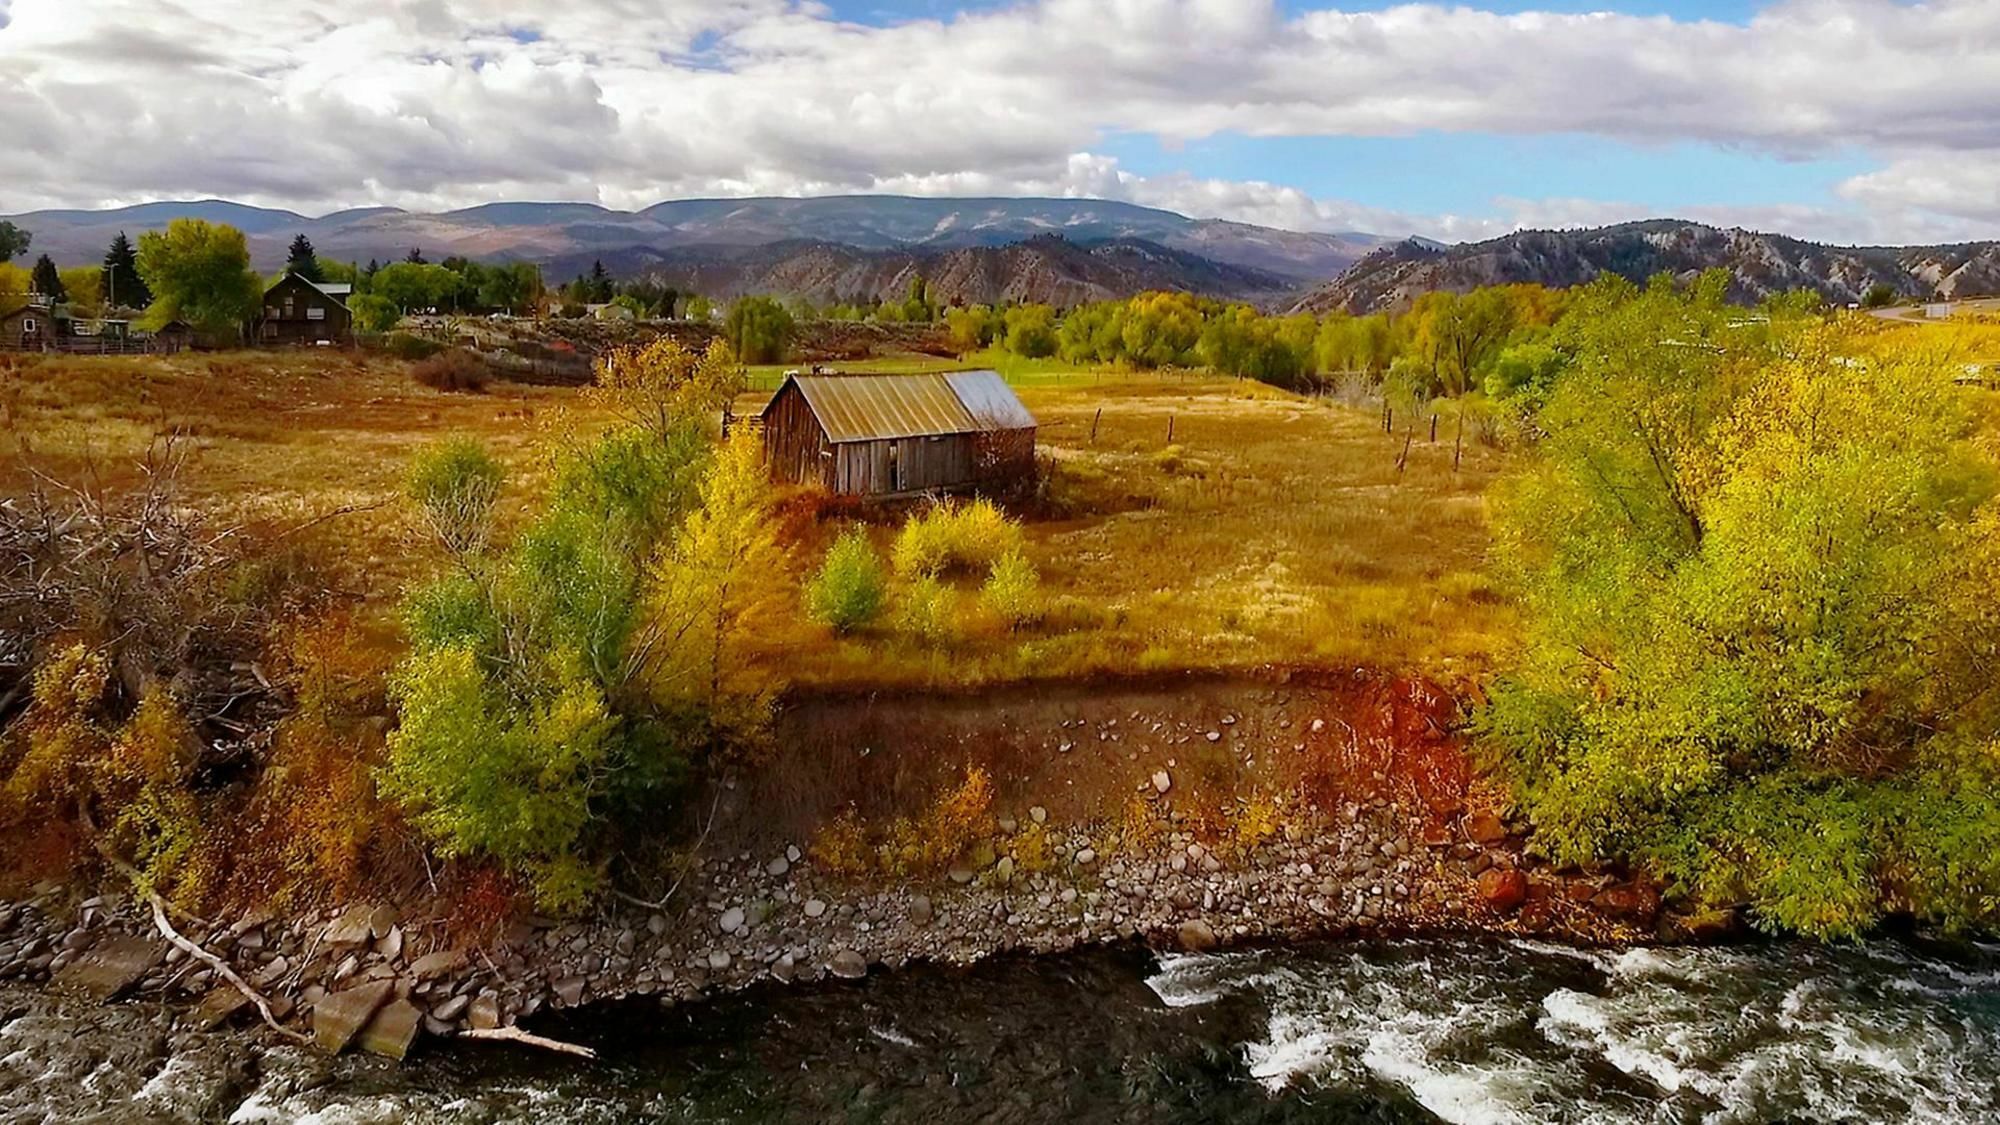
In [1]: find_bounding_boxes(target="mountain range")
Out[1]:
[10,198,2000,313]
[1292,220,2000,314]
[1,196,1388,288]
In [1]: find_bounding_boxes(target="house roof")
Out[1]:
[767,370,1035,443]
[266,272,351,306]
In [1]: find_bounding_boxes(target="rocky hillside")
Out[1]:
[1292,221,2000,314]
[557,234,1300,307]
[2,196,1389,284]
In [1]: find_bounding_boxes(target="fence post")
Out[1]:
[1166,414,1175,444]
[1429,414,1437,443]
[1090,407,1102,444]
[1396,431,1412,474]
[1453,412,1464,472]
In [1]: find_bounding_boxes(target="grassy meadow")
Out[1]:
[0,347,1510,689]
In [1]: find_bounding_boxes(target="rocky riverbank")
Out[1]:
[0,779,1676,1117]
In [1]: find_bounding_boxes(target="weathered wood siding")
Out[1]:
[762,381,836,489]
[831,434,978,494]
[257,274,351,346]
[0,306,55,350]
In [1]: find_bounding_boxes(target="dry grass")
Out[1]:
[0,350,580,650]
[761,376,1513,689]
[3,352,1511,684]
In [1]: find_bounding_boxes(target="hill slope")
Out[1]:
[1292,221,2000,314]
[552,234,1299,307]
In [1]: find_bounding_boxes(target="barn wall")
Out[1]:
[971,427,1037,485]
[762,383,835,489]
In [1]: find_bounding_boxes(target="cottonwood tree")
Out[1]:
[135,219,263,339]
[0,221,28,263]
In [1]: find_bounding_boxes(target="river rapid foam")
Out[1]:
[1148,937,2000,1124]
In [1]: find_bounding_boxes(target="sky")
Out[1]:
[1,0,1996,245]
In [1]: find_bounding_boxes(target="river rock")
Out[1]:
[804,898,828,918]
[766,856,790,877]
[718,906,745,934]
[828,950,867,979]
[467,994,501,1031]
[553,975,587,1007]
[909,895,933,927]
[431,994,469,1022]
[358,998,423,1061]
[1152,770,1173,794]
[1465,813,1508,846]
[1177,920,1218,951]
[1477,868,1529,913]
[322,906,375,947]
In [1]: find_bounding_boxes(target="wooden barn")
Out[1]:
[759,370,1037,496]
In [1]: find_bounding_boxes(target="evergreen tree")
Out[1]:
[285,234,324,282]
[588,260,612,303]
[405,247,427,265]
[29,254,65,302]
[101,232,150,310]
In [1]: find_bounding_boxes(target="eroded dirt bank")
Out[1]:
[0,673,1676,1121]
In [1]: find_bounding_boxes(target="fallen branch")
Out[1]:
[611,784,725,912]
[148,895,309,1044]
[460,1025,598,1059]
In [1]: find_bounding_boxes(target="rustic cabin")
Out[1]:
[257,273,352,346]
[0,303,58,351]
[759,370,1037,496]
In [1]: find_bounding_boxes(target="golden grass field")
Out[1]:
[1,347,1512,687]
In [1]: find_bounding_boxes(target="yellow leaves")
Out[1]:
[587,336,742,441]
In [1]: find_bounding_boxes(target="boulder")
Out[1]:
[828,949,867,979]
[908,895,933,927]
[1476,868,1529,914]
[322,905,375,947]
[358,998,423,1061]
[408,949,466,981]
[189,984,252,1030]
[552,975,587,1007]
[718,906,745,934]
[1594,880,1662,925]
[313,981,395,1053]
[53,934,159,1001]
[467,995,502,1031]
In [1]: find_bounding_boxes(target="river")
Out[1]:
[227,934,2000,1123]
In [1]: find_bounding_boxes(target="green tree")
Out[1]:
[0,221,28,262]
[29,254,64,302]
[1861,282,1897,309]
[1481,272,2000,937]
[135,220,263,338]
[102,232,150,310]
[725,295,795,364]
[806,528,888,633]
[372,261,463,313]
[348,294,399,333]
[285,234,324,282]
[1002,303,1058,359]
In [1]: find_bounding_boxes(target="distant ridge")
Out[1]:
[1,195,1393,291]
[1291,220,2000,313]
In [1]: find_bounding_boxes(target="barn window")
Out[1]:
[283,296,295,317]
[307,306,326,321]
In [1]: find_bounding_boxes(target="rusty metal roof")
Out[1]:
[770,370,1035,443]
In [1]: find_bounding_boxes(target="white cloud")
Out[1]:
[1,0,1998,243]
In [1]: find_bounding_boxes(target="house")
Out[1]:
[0,302,59,350]
[758,370,1037,496]
[257,273,352,346]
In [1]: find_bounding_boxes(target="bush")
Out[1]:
[895,574,957,645]
[806,528,887,633]
[980,549,1041,628]
[382,331,445,361]
[890,499,1024,577]
[405,438,504,555]
[411,348,491,393]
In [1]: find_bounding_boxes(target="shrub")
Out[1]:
[882,766,994,875]
[806,527,887,633]
[382,331,445,361]
[379,645,616,913]
[349,293,399,333]
[980,549,1041,628]
[406,438,504,555]
[890,499,1024,577]
[894,574,957,645]
[809,807,873,880]
[411,348,491,393]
